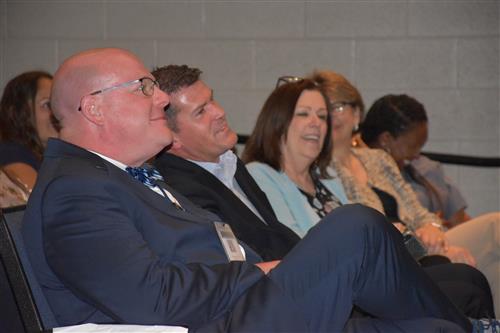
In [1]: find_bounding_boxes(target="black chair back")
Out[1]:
[0,205,55,332]
[0,249,25,332]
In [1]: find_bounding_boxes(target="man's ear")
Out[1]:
[170,132,183,150]
[79,95,104,125]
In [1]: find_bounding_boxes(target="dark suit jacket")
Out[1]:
[154,153,300,261]
[22,139,307,332]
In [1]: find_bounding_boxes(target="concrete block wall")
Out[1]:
[1,0,498,216]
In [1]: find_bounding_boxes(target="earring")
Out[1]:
[353,123,359,132]
[382,145,391,154]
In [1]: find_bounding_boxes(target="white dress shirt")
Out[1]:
[89,150,182,207]
[191,150,267,224]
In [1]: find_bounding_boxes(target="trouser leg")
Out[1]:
[344,317,465,333]
[268,204,471,333]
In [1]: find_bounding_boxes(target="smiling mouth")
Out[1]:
[215,122,230,134]
[302,134,320,141]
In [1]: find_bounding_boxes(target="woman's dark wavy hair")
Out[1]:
[0,71,53,159]
[242,79,333,178]
[361,94,428,146]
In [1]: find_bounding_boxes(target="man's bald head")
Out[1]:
[51,48,143,128]
[49,47,171,166]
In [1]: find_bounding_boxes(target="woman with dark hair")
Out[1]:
[243,78,349,237]
[361,93,500,316]
[362,94,468,225]
[0,70,57,200]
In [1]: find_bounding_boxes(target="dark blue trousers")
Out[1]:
[268,204,471,333]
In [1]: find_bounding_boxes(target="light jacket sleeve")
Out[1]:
[246,162,316,238]
[411,156,467,220]
[375,150,442,230]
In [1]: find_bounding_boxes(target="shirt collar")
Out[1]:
[191,150,237,190]
[88,150,128,171]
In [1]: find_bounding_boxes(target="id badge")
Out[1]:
[213,222,245,262]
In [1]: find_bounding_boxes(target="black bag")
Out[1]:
[402,229,428,260]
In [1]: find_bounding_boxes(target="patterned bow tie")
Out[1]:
[126,166,164,187]
[125,166,184,211]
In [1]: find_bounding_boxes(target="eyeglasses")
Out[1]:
[77,77,159,111]
[276,76,304,88]
[330,101,357,114]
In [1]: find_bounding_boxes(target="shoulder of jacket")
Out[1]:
[246,161,275,174]
[411,155,441,174]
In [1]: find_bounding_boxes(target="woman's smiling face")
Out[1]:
[281,89,328,166]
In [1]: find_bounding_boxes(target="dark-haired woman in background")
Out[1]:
[0,71,58,204]
[361,93,500,317]
[360,94,496,227]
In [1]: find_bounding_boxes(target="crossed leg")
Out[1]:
[268,204,471,333]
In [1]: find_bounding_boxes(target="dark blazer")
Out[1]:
[154,153,300,261]
[22,139,308,332]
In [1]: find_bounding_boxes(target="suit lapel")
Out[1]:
[109,162,216,225]
[158,153,280,226]
[159,154,228,193]
[46,139,213,226]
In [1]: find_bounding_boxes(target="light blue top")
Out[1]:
[246,162,350,238]
[403,155,467,220]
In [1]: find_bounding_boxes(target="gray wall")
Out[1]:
[1,0,499,216]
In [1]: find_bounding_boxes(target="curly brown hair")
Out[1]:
[0,71,53,160]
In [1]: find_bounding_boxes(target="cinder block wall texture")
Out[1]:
[1,0,499,216]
